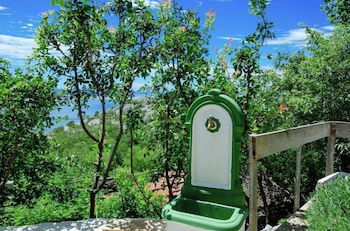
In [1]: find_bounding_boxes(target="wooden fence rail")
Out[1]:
[248,121,350,231]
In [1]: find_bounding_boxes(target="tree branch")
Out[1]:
[96,81,134,192]
[73,64,99,143]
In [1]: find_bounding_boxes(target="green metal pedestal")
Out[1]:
[162,90,247,231]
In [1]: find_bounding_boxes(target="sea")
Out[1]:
[49,91,149,130]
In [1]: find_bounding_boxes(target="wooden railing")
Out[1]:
[248,121,350,231]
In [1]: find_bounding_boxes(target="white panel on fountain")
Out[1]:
[191,104,232,190]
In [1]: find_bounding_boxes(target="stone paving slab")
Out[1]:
[274,213,307,231]
[1,219,166,231]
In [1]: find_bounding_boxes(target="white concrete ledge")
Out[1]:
[316,171,350,189]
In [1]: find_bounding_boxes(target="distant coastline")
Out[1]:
[49,90,150,130]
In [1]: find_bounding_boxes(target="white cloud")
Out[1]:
[0,6,7,11]
[145,0,159,9]
[217,36,241,41]
[131,0,159,9]
[0,34,36,59]
[267,27,334,46]
[322,25,335,31]
[27,23,34,27]
[266,28,309,46]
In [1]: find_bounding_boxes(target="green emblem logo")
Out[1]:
[205,116,220,133]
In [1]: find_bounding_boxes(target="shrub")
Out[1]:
[307,177,350,231]
[2,194,89,226]
[0,58,57,206]
[96,168,165,219]
[1,157,91,226]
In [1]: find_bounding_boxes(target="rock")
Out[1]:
[261,224,273,231]
[88,118,100,126]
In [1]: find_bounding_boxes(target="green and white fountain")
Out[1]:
[162,89,247,231]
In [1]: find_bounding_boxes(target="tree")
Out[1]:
[34,0,158,218]
[323,0,350,25]
[276,25,350,171]
[144,0,212,201]
[277,26,350,123]
[203,0,275,132]
[0,58,56,206]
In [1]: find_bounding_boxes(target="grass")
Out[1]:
[307,177,350,231]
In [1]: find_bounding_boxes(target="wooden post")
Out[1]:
[326,124,336,176]
[294,146,302,212]
[249,136,258,231]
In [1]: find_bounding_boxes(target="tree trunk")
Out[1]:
[89,190,97,218]
[165,161,174,201]
[130,129,134,174]
[258,173,269,225]
[164,105,174,201]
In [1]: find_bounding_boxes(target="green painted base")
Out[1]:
[167,220,246,231]
[162,197,248,231]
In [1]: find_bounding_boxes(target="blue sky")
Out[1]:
[0,0,334,86]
